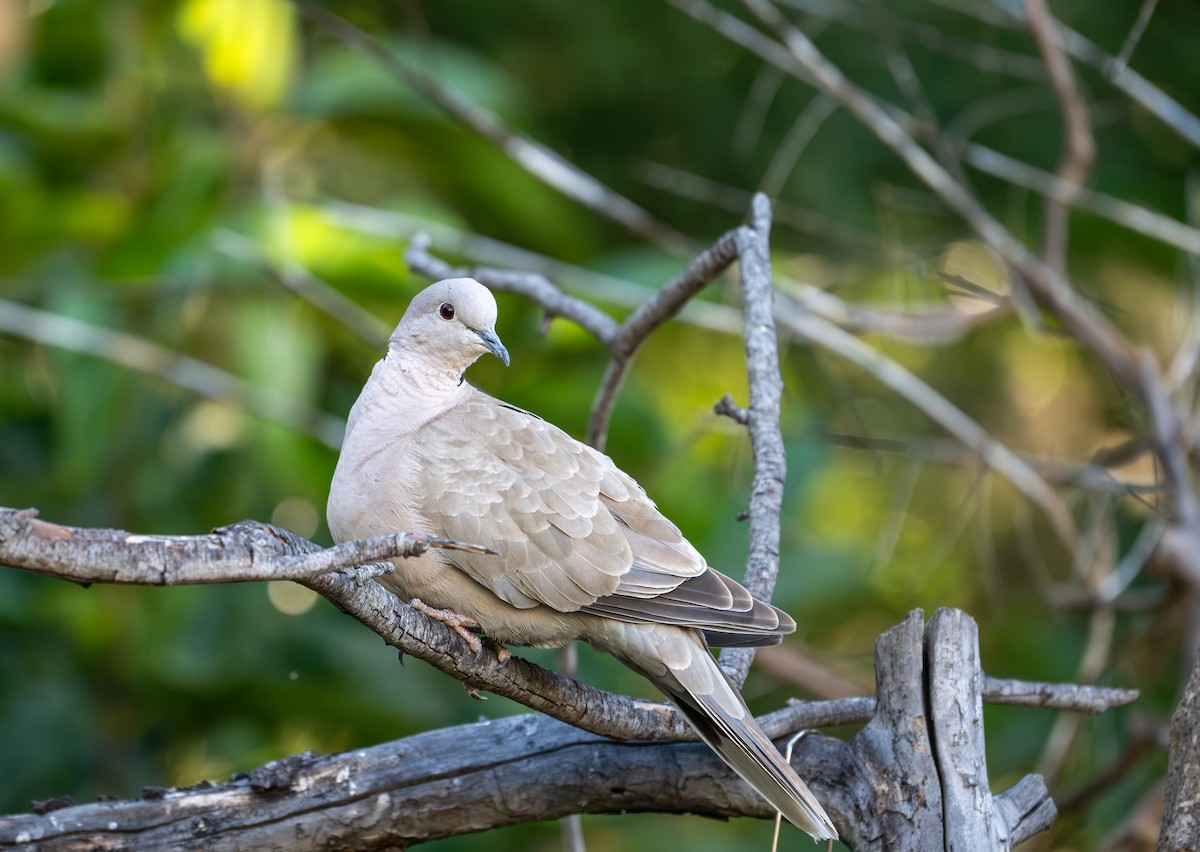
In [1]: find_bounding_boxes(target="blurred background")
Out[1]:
[1,0,1197,848]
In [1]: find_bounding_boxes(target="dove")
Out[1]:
[326,277,837,841]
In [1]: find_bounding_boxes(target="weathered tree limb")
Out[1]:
[0,608,1118,849]
[0,711,839,850]
[1159,652,1200,850]
[720,194,788,688]
[817,609,1058,850]
[0,507,691,743]
[0,508,483,585]
[0,508,1137,738]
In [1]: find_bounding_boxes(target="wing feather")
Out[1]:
[411,392,793,641]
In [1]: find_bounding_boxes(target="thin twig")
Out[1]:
[212,228,390,348]
[1113,0,1161,74]
[587,227,743,447]
[586,359,634,450]
[929,0,1200,150]
[822,431,1161,496]
[775,0,1048,81]
[404,233,620,344]
[0,298,345,450]
[960,145,1200,257]
[773,298,1079,550]
[1023,0,1096,273]
[1056,718,1166,813]
[714,393,750,425]
[294,2,689,250]
[639,161,883,252]
[676,0,1142,396]
[760,95,837,199]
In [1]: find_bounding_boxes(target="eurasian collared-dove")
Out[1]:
[327,277,837,841]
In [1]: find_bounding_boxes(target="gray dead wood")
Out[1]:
[806,609,1057,850]
[0,608,1079,849]
[1159,649,1200,851]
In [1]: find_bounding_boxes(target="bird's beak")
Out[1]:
[475,329,510,367]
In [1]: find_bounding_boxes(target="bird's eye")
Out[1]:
[438,302,455,320]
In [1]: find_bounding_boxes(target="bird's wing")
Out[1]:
[414,393,791,638]
[412,395,700,612]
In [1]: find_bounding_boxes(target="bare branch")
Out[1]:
[775,0,1049,81]
[294,2,689,250]
[754,643,873,700]
[961,144,1200,257]
[586,227,746,448]
[609,229,741,359]
[640,161,883,252]
[1023,0,1096,273]
[0,298,345,450]
[0,508,484,586]
[326,202,725,330]
[676,0,1143,395]
[779,281,1008,345]
[1057,718,1165,813]
[824,431,1161,497]
[212,229,390,348]
[0,506,697,742]
[981,676,1140,714]
[1113,0,1161,73]
[773,298,1080,550]
[0,609,1137,849]
[760,94,837,198]
[928,0,1200,150]
[714,392,750,425]
[0,714,832,849]
[720,195,788,686]
[404,233,620,345]
[586,358,633,449]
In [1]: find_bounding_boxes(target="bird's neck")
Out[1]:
[345,351,471,439]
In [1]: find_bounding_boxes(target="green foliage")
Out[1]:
[2,0,1198,847]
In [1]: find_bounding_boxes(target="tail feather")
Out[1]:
[658,671,838,841]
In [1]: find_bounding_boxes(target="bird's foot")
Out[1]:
[409,599,483,654]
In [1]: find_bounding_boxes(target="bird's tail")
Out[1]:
[608,624,838,841]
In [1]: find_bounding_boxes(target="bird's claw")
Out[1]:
[409,598,483,654]
[483,637,511,665]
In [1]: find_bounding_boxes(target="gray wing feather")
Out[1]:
[414,392,794,641]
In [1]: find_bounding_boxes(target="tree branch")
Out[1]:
[0,608,1137,849]
[720,195,788,686]
[1023,0,1095,273]
[0,507,1137,739]
[0,713,841,850]
[295,2,689,250]
[0,298,345,451]
[404,232,621,345]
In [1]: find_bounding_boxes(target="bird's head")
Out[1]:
[390,278,510,378]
